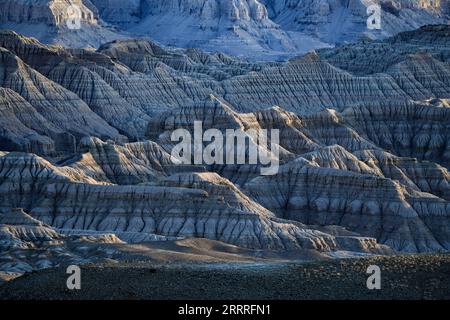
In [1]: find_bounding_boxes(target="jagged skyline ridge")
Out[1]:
[0,0,448,60]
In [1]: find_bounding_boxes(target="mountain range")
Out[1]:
[0,25,449,279]
[0,0,449,60]
[0,1,449,282]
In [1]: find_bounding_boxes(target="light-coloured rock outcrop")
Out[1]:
[98,39,261,81]
[301,145,381,176]
[0,208,64,249]
[0,208,128,277]
[354,149,450,201]
[62,137,178,184]
[148,98,450,253]
[0,152,102,211]
[300,108,379,152]
[89,0,140,25]
[0,0,97,26]
[222,51,450,114]
[0,0,123,48]
[29,178,385,251]
[0,31,219,137]
[0,152,389,253]
[284,145,450,202]
[341,100,450,168]
[0,31,151,138]
[0,27,449,154]
[0,38,126,152]
[107,0,328,61]
[263,0,447,44]
[319,24,450,75]
[245,160,450,253]
[1,26,449,258]
[3,0,441,60]
[0,87,59,154]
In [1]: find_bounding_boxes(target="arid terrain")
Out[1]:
[0,1,449,301]
[1,253,449,300]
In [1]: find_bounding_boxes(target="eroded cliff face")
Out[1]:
[0,207,154,279]
[0,26,449,271]
[0,0,447,60]
[0,151,389,254]
[0,0,122,48]
[145,98,450,253]
[245,161,450,253]
[319,24,450,74]
[263,0,447,43]
[0,0,97,26]
[0,27,449,152]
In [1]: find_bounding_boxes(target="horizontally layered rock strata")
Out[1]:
[0,26,449,258]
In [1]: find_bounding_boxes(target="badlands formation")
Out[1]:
[0,23,449,278]
[0,0,448,60]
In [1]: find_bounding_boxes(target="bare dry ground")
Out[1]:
[1,252,449,300]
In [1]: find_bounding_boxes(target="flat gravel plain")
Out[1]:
[1,254,449,300]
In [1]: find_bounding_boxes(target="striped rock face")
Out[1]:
[0,23,449,281]
[0,0,448,59]
[0,0,97,26]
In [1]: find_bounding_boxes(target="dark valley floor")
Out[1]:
[1,254,450,300]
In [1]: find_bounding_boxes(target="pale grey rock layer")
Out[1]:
[0,208,126,276]
[221,51,450,114]
[0,0,123,48]
[146,98,450,253]
[319,24,450,75]
[0,34,126,153]
[263,0,448,44]
[65,137,178,185]
[0,27,449,154]
[0,0,97,26]
[0,27,449,257]
[341,101,450,168]
[0,152,388,253]
[245,161,450,253]
[0,0,448,60]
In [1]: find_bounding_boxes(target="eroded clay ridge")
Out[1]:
[0,26,450,154]
[146,97,450,253]
[0,0,447,59]
[0,25,449,256]
[0,151,389,253]
[0,26,450,156]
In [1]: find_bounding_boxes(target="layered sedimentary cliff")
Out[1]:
[0,0,97,26]
[245,160,450,253]
[1,26,449,156]
[0,0,122,48]
[263,0,447,44]
[0,0,447,59]
[0,207,135,278]
[0,151,388,253]
[145,97,450,253]
[0,26,449,276]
